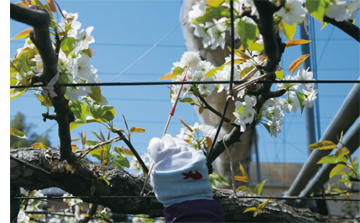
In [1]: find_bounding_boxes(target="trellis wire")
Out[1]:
[206,0,235,164]
[9,80,360,89]
[11,195,360,202]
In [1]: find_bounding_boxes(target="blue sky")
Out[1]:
[9,0,360,165]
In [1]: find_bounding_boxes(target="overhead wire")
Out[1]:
[206,0,235,163]
[103,20,184,87]
[9,79,360,89]
[11,195,360,202]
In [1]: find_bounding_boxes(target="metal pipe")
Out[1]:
[300,21,317,155]
[284,79,360,205]
[297,118,360,205]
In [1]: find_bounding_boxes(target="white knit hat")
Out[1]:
[148,134,213,207]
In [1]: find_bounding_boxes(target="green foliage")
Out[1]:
[84,130,133,172]
[309,132,359,188]
[235,163,268,196]
[209,172,229,187]
[191,6,230,24]
[69,87,116,131]
[237,20,259,50]
[305,0,329,22]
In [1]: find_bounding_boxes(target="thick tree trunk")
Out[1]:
[10,147,339,222]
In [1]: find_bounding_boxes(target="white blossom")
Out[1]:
[276,0,308,25]
[294,68,315,92]
[59,10,81,37]
[325,0,349,21]
[17,209,30,223]
[303,89,318,108]
[76,26,95,51]
[180,51,201,68]
[72,54,92,79]
[279,94,300,114]
[130,153,151,175]
[268,119,284,137]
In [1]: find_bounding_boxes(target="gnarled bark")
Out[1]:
[11,147,339,222]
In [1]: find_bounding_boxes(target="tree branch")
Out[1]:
[253,0,285,73]
[113,129,149,174]
[324,16,360,42]
[196,94,236,126]
[10,2,96,181]
[11,147,340,222]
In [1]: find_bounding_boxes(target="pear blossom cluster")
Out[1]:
[176,122,217,152]
[17,190,47,222]
[129,153,151,175]
[168,50,318,137]
[170,51,216,102]
[12,10,101,102]
[188,0,359,51]
[188,0,258,50]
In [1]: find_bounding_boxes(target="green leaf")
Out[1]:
[10,77,17,86]
[60,37,75,57]
[89,148,102,161]
[31,142,49,150]
[317,155,347,164]
[329,164,346,179]
[276,70,284,80]
[179,97,195,105]
[192,6,230,24]
[259,198,270,210]
[35,93,52,107]
[306,0,329,22]
[247,42,264,52]
[239,162,248,178]
[85,140,99,146]
[114,147,134,157]
[204,65,224,77]
[172,67,184,79]
[279,20,296,40]
[99,106,116,123]
[115,154,130,168]
[295,91,306,113]
[254,179,268,195]
[101,177,110,186]
[17,53,30,73]
[88,86,104,105]
[237,19,259,50]
[209,172,229,186]
[129,127,146,133]
[234,176,248,182]
[11,28,33,40]
[10,88,28,101]
[10,128,27,138]
[243,207,257,213]
[70,116,98,131]
[334,147,350,163]
[309,140,338,150]
[206,0,224,7]
[70,100,87,123]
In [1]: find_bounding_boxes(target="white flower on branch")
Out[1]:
[76,26,95,51]
[294,68,315,92]
[303,89,318,108]
[276,0,308,25]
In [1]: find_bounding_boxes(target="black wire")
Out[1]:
[10,80,360,89]
[11,195,360,202]
[206,0,235,162]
